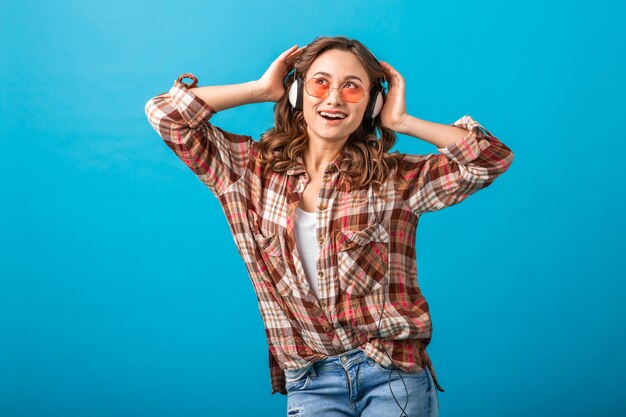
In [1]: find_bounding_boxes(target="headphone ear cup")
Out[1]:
[288,78,303,110]
[370,91,384,119]
[366,87,384,120]
[288,79,297,108]
[365,88,375,119]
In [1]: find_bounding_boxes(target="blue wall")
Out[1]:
[1,0,624,416]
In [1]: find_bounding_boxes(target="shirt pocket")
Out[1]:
[335,223,390,297]
[248,210,292,297]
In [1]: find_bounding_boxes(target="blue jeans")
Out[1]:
[285,347,439,417]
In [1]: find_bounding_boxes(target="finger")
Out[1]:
[283,44,298,55]
[285,54,305,70]
[381,61,404,86]
[286,47,304,61]
[286,50,303,62]
[380,62,396,87]
[380,62,396,84]
[381,61,400,75]
[278,45,299,62]
[380,61,398,75]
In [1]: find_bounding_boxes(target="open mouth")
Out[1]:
[318,111,348,123]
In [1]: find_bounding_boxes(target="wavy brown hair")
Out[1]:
[255,36,404,195]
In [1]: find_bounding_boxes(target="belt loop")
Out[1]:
[309,364,318,380]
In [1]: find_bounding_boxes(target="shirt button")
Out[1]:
[317,237,324,244]
[324,324,332,332]
[323,175,330,182]
[319,300,326,307]
[318,203,326,211]
[318,270,324,277]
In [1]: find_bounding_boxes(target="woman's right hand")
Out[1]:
[257,45,305,102]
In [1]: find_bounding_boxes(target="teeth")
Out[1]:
[319,111,347,119]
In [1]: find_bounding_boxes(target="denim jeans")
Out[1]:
[284,347,439,417]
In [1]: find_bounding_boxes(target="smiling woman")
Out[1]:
[145,35,514,417]
[256,39,399,195]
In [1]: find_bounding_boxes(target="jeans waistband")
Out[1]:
[284,347,368,382]
[314,347,364,366]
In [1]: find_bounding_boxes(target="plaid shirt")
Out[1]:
[145,73,514,395]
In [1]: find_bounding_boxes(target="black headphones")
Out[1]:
[287,45,386,123]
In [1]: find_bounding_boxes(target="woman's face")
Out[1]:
[302,49,371,145]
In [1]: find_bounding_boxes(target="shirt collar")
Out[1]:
[285,147,349,176]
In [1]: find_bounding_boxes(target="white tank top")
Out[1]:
[294,207,321,298]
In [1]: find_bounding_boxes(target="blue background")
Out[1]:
[1,0,624,416]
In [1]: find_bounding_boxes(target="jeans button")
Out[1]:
[340,356,348,364]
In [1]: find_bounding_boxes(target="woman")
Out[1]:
[145,36,514,417]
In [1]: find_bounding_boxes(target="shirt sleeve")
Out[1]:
[144,73,253,197]
[396,115,514,215]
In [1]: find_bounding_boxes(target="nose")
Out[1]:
[325,87,344,105]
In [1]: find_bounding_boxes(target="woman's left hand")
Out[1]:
[379,61,409,134]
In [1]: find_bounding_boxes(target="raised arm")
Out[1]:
[188,81,264,112]
[144,74,252,197]
[188,44,304,111]
[378,61,514,215]
[144,45,305,196]
[395,116,514,214]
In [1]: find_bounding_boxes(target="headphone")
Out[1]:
[287,45,386,123]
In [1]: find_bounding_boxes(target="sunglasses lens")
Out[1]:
[306,78,329,97]
[305,78,365,103]
[341,84,364,103]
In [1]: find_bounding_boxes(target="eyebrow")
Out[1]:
[312,71,364,83]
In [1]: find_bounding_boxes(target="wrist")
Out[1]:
[396,114,414,135]
[251,80,270,103]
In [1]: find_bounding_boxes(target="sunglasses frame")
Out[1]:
[302,76,373,103]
